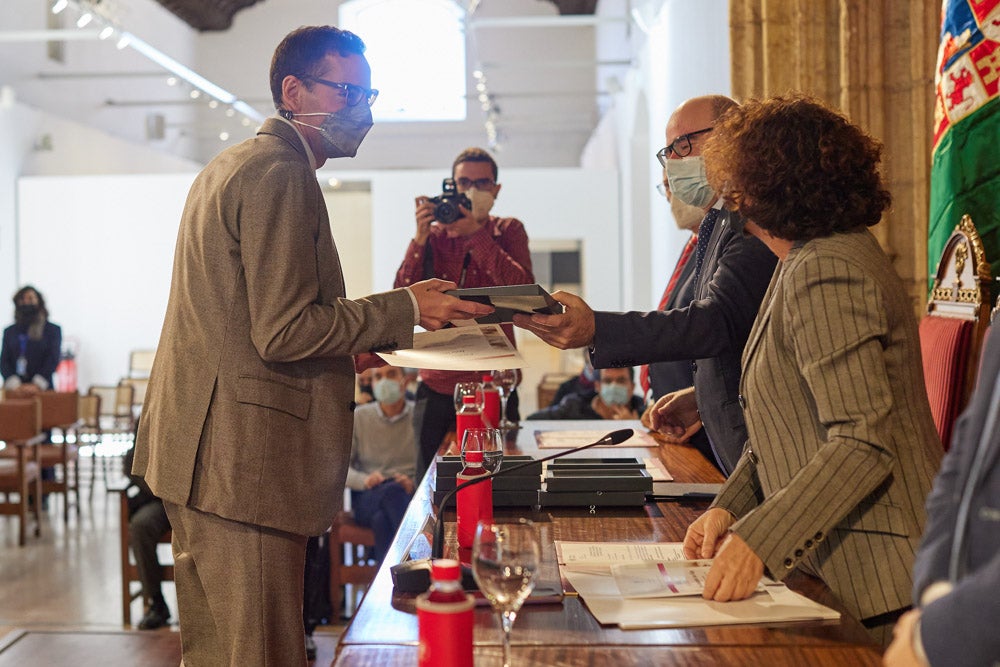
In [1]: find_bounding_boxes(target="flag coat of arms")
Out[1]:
[930,0,1000,286]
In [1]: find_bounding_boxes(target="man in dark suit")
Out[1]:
[133,26,490,666]
[885,320,1000,667]
[514,95,775,474]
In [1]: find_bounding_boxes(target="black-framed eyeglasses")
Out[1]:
[304,76,379,107]
[655,183,668,198]
[455,177,496,190]
[655,127,713,166]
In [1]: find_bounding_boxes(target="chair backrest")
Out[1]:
[128,349,156,378]
[88,384,133,419]
[919,214,992,450]
[0,398,42,442]
[37,391,80,430]
[77,393,101,428]
[119,377,148,409]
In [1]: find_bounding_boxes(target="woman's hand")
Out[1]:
[701,533,764,602]
[683,507,735,559]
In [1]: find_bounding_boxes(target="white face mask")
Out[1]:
[281,103,373,158]
[665,156,715,208]
[670,193,706,231]
[467,187,495,221]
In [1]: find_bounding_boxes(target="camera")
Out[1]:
[427,178,471,224]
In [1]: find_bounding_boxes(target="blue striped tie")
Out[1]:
[693,208,721,282]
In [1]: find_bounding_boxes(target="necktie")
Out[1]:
[639,234,698,397]
[693,208,721,283]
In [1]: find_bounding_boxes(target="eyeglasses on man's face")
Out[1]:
[305,76,379,107]
[455,177,496,190]
[656,183,668,198]
[655,127,713,166]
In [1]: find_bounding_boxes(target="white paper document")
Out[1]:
[556,541,840,629]
[376,324,525,370]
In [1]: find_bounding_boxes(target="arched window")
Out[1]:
[339,0,467,122]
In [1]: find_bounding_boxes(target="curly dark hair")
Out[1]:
[702,94,891,241]
[270,26,367,109]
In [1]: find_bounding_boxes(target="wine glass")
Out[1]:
[460,427,504,474]
[453,381,484,413]
[472,519,540,667]
[491,369,521,431]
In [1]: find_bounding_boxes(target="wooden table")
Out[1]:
[336,420,882,666]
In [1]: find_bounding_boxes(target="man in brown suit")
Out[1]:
[133,26,490,666]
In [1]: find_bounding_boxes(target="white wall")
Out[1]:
[583,0,730,311]
[17,167,619,391]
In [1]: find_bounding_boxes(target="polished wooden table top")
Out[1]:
[336,420,881,666]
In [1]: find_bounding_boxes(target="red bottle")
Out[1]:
[455,394,483,452]
[456,449,493,549]
[416,559,474,667]
[477,374,501,429]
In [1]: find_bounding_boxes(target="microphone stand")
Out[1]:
[391,428,634,593]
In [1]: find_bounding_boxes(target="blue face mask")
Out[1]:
[599,382,631,407]
[373,378,403,405]
[665,156,715,208]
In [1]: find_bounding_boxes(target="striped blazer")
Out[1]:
[712,228,943,621]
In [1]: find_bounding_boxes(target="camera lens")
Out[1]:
[434,201,460,224]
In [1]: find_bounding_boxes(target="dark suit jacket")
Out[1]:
[134,118,415,536]
[590,208,776,473]
[715,229,942,622]
[1,320,62,388]
[913,321,1000,667]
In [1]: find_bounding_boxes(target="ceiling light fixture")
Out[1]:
[53,0,265,127]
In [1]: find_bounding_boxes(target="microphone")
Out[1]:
[391,428,633,593]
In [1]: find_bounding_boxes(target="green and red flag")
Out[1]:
[929,0,1000,288]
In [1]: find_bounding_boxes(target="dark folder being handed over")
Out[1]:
[445,283,564,324]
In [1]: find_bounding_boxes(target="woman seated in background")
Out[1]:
[1,285,62,393]
[651,95,943,645]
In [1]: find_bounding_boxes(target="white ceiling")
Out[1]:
[0,0,636,169]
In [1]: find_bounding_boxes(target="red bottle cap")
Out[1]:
[482,374,493,383]
[462,395,477,405]
[431,559,461,582]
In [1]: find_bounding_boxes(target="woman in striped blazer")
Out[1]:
[658,95,943,644]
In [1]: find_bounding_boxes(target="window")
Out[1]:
[339,0,467,122]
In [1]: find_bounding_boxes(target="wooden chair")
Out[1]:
[919,214,992,450]
[35,391,81,522]
[113,482,173,626]
[128,349,156,378]
[119,377,149,420]
[77,393,105,498]
[329,510,377,617]
[0,398,44,546]
[88,383,135,438]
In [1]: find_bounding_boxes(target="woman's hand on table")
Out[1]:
[683,507,735,559]
[701,532,764,602]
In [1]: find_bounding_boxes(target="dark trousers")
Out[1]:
[128,499,171,605]
[351,482,412,563]
[412,384,520,483]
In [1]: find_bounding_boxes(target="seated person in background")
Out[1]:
[528,367,644,421]
[123,436,172,630]
[346,365,417,563]
[548,349,598,408]
[1,285,62,393]
[884,322,1000,667]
